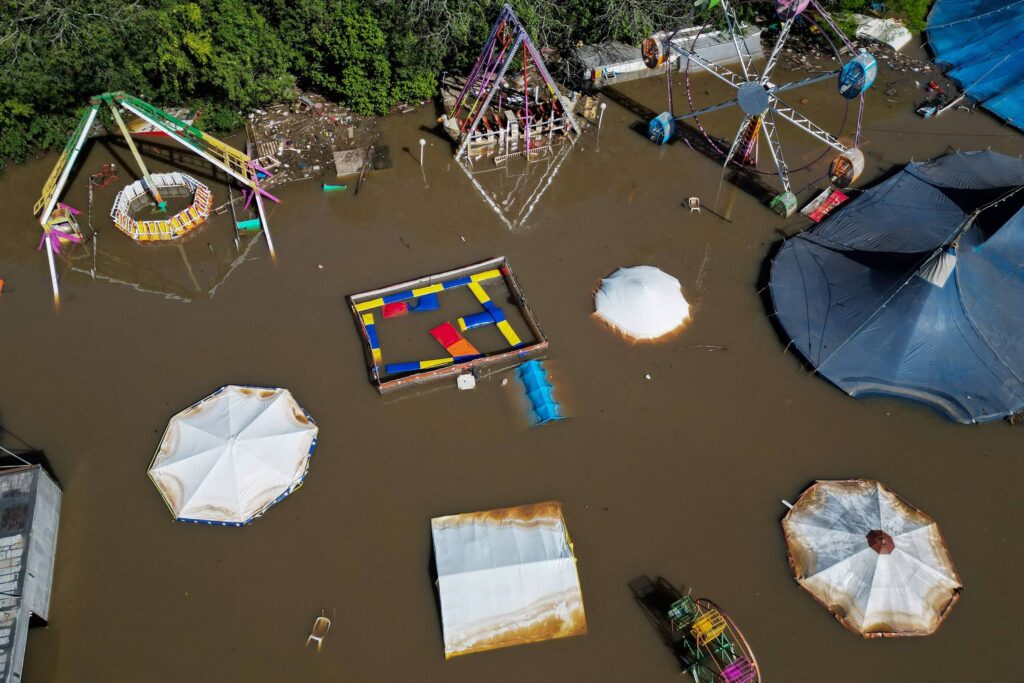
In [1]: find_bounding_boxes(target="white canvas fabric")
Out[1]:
[595,265,690,340]
[783,480,962,637]
[431,501,587,658]
[149,386,317,525]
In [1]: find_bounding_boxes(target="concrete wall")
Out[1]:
[0,467,61,683]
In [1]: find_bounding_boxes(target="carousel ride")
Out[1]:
[643,0,876,216]
[633,576,761,682]
[32,92,279,305]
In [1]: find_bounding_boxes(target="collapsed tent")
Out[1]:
[927,0,1024,130]
[431,501,587,658]
[595,266,690,341]
[783,480,962,637]
[149,385,318,526]
[770,150,1024,423]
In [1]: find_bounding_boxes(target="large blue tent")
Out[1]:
[769,151,1024,423]
[927,0,1024,131]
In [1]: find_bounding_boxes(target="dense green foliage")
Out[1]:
[832,0,931,33]
[0,0,927,170]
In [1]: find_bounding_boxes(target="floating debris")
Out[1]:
[247,91,378,188]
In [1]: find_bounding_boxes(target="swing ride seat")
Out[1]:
[170,215,185,236]
[690,608,727,645]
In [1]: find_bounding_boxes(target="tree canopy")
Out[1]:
[0,0,918,170]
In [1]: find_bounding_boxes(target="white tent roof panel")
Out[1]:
[431,501,587,658]
[149,385,318,526]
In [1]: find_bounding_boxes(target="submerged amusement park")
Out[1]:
[1,0,1023,680]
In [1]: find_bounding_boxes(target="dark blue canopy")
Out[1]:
[927,0,1024,131]
[770,151,1024,423]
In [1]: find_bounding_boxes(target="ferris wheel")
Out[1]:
[643,0,877,216]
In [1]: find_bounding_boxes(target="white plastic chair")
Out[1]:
[306,610,331,651]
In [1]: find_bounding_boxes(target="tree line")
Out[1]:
[0,0,922,170]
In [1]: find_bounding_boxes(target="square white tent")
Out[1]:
[431,501,587,659]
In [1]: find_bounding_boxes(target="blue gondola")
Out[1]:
[648,112,675,145]
[838,53,877,99]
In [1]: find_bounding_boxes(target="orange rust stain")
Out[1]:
[441,501,565,528]
[258,389,276,399]
[447,598,587,659]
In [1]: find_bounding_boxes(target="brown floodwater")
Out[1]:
[1,44,1022,682]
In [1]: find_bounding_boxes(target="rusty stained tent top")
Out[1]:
[431,501,587,658]
[782,479,962,637]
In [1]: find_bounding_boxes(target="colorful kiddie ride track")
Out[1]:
[31,92,280,306]
[632,576,761,682]
[643,0,876,216]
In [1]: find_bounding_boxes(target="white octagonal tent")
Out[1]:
[149,385,318,526]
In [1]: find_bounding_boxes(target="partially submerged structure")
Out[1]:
[770,150,1024,423]
[431,501,587,658]
[149,385,318,526]
[438,5,587,230]
[440,4,581,163]
[0,465,61,683]
[927,0,1024,131]
[571,26,763,87]
[643,0,875,216]
[782,480,962,637]
[349,257,547,393]
[32,92,280,305]
[632,576,760,682]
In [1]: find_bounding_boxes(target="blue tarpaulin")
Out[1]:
[927,0,1024,130]
[770,151,1024,423]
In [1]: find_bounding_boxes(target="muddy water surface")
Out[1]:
[1,49,1022,682]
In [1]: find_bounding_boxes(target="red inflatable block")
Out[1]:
[430,322,480,357]
[382,301,409,319]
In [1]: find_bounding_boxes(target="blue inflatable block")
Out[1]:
[519,361,545,378]
[482,300,507,323]
[411,292,439,311]
[385,361,421,374]
[365,324,379,349]
[383,289,416,304]
[443,276,472,289]
[533,402,562,425]
[460,311,494,330]
[527,386,555,407]
[521,376,545,395]
[517,360,564,426]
